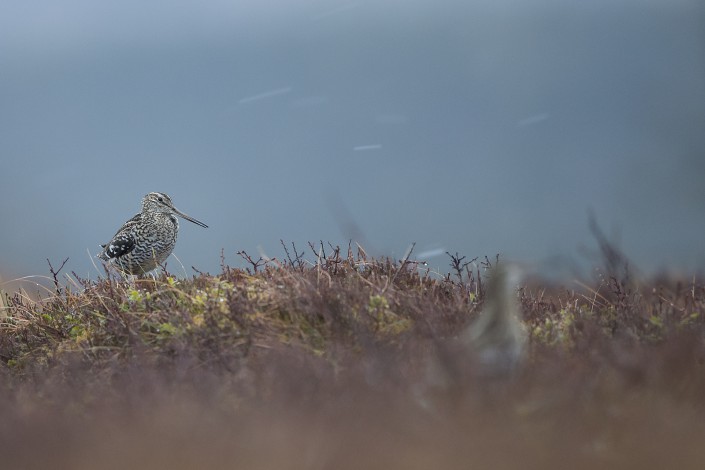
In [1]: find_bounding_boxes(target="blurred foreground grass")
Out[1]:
[1,244,704,469]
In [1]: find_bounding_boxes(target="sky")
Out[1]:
[1,0,704,284]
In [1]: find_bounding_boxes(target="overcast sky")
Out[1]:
[1,0,704,283]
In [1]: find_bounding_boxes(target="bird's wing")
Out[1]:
[99,213,140,260]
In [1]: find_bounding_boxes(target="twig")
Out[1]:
[383,243,416,294]
[237,250,267,274]
[281,240,305,271]
[446,252,476,283]
[47,257,69,294]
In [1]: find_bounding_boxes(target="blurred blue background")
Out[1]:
[1,0,704,282]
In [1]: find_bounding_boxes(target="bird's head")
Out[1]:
[142,192,174,213]
[142,192,208,228]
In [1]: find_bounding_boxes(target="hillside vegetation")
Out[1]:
[1,242,704,469]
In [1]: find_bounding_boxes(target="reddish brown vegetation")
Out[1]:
[1,243,704,469]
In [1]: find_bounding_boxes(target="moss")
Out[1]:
[0,251,703,380]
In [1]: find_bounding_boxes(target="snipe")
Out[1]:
[98,192,208,275]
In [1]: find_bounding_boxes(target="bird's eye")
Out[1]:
[157,197,164,202]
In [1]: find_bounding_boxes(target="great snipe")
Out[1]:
[98,192,208,275]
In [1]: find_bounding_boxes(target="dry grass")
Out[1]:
[1,242,704,469]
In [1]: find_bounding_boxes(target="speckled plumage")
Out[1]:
[98,192,208,275]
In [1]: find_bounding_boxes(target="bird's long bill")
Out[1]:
[173,208,208,228]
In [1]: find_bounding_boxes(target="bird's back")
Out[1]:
[99,211,179,274]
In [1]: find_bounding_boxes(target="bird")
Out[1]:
[414,263,527,411]
[98,192,208,275]
[461,263,527,376]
